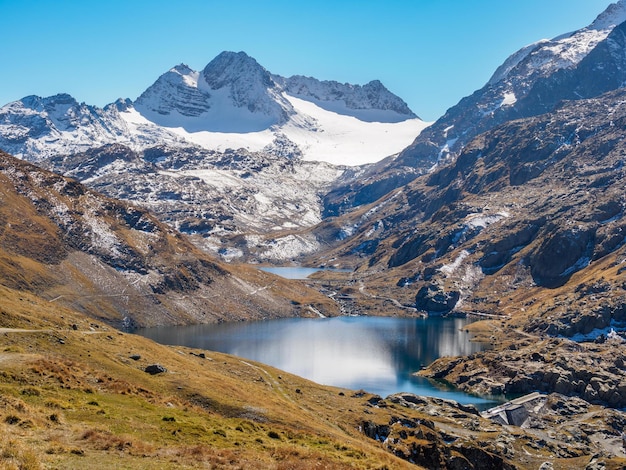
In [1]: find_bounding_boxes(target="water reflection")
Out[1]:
[134,316,497,406]
[259,266,351,279]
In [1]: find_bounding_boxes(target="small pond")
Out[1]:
[259,266,351,280]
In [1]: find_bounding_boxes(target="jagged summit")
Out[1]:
[135,51,293,132]
[202,51,275,91]
[274,75,417,123]
[134,50,417,133]
[199,50,294,129]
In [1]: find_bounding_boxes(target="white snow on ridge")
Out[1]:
[537,28,610,72]
[590,0,626,31]
[489,1,626,89]
[120,95,429,167]
[282,95,429,166]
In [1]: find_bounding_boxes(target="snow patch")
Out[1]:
[465,211,509,229]
[440,250,471,275]
[567,325,626,343]
[501,92,517,107]
[437,137,458,162]
[257,234,320,261]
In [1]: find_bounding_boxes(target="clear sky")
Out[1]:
[0,0,615,121]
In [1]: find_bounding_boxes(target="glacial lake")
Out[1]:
[133,315,501,408]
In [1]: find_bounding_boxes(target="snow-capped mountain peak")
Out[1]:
[134,50,294,133]
[589,0,626,31]
[0,51,427,166]
[199,50,294,127]
[201,51,276,91]
[488,1,626,88]
[127,50,426,164]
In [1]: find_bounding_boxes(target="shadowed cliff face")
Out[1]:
[307,87,626,325]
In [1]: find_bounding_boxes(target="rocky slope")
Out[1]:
[300,84,626,413]
[309,85,626,319]
[0,149,338,327]
[41,143,346,261]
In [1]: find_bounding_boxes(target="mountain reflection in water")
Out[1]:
[134,315,499,407]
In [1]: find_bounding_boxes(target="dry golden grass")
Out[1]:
[0,285,418,469]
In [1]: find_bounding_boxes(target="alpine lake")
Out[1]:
[133,267,502,409]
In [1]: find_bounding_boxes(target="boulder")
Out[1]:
[144,364,167,375]
[415,284,460,313]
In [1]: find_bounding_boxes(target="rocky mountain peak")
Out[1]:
[133,51,293,131]
[274,74,417,122]
[589,0,626,31]
[17,93,79,113]
[201,51,276,91]
[134,62,209,120]
[171,63,194,75]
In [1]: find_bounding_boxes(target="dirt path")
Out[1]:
[0,328,50,334]
[358,280,418,313]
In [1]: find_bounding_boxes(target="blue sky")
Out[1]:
[0,0,615,121]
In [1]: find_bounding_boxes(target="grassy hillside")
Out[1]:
[0,150,339,328]
[0,285,420,469]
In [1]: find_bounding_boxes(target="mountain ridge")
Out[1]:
[0,51,426,166]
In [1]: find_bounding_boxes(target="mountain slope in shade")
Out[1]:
[399,0,626,168]
[0,51,426,167]
[322,0,626,215]
[0,149,338,327]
